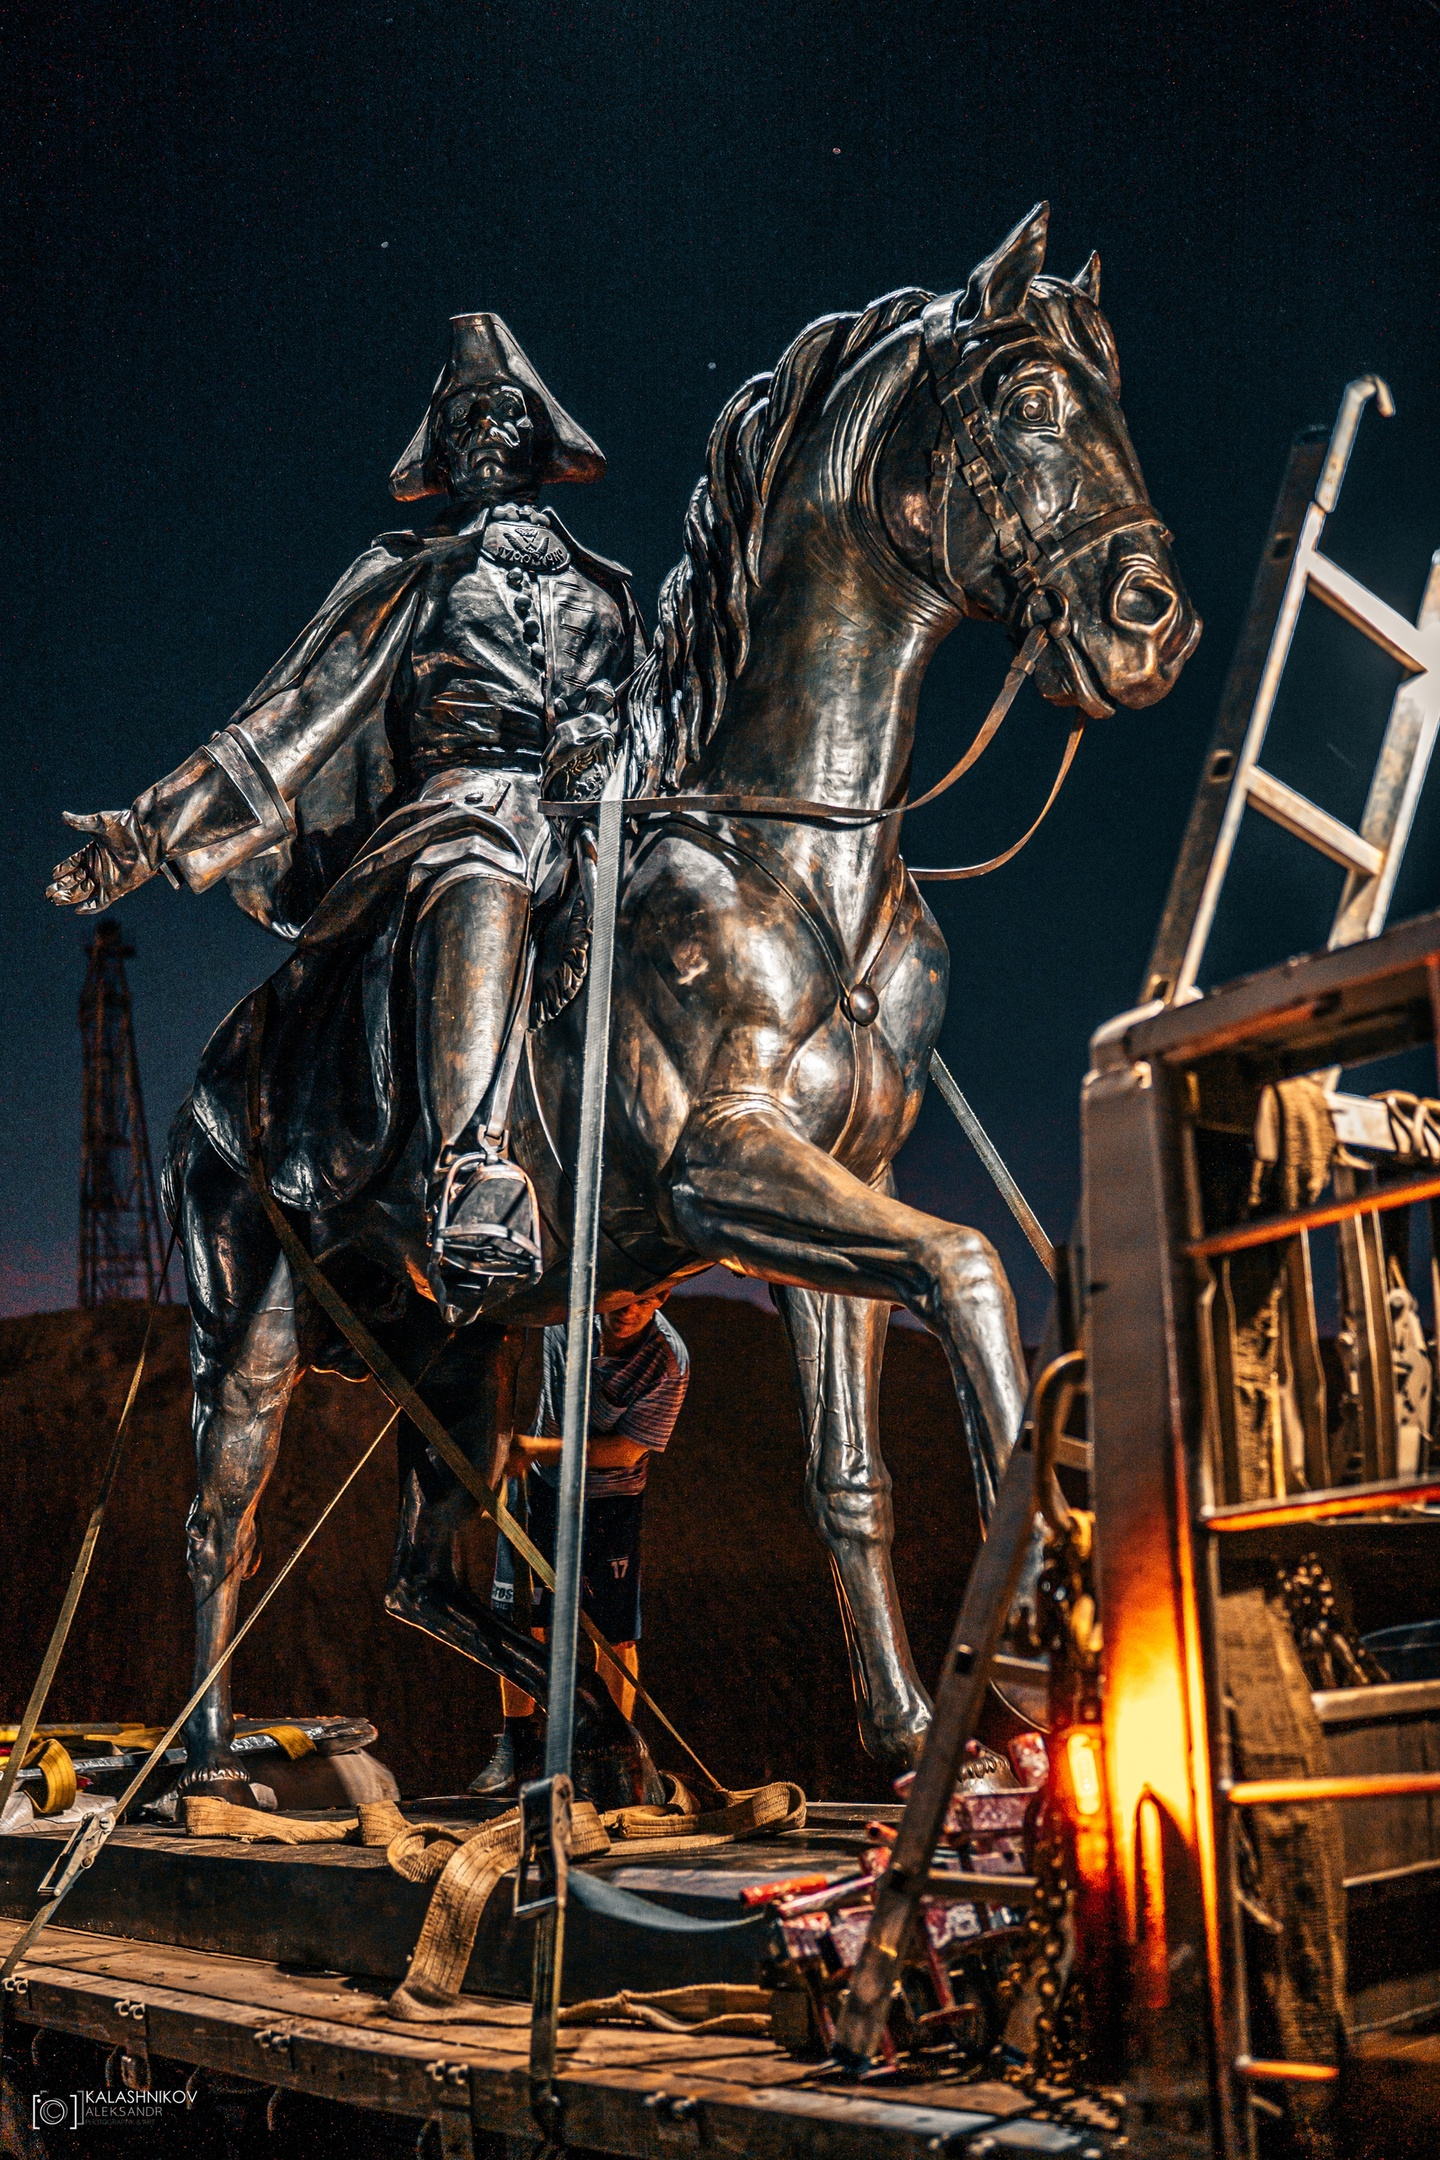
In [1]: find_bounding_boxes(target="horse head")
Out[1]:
[628,210,1196,805]
[875,202,1200,717]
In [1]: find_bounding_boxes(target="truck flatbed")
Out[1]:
[0,1915,1108,2158]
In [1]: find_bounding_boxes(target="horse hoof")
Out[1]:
[867,1722,931,1778]
[571,1723,666,1811]
[151,1761,278,1819]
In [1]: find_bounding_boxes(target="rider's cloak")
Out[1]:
[133,510,640,1213]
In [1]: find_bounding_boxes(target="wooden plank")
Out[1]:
[0,1918,1094,2159]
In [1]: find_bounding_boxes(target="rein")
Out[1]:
[543,622,1083,882]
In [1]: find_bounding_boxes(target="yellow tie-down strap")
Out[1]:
[0,1724,306,1815]
[0,1738,78,1817]
[1,1725,166,1749]
[248,1724,315,1760]
[183,1778,806,2020]
[1,1726,175,1817]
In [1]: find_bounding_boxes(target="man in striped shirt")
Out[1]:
[475,1290,689,1793]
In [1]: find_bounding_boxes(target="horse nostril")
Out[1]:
[1109,564,1178,635]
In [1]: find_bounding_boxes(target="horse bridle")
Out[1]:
[920,293,1171,724]
[545,294,1175,880]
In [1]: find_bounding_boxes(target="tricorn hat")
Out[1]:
[389,313,606,501]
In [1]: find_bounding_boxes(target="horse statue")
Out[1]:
[59,204,1199,1808]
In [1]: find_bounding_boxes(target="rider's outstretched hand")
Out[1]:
[46,809,157,914]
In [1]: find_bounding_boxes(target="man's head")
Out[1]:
[389,312,606,504]
[433,379,537,504]
[600,1290,668,1353]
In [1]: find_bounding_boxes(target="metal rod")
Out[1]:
[531,765,626,2144]
[1184,1169,1440,1259]
[929,1052,1056,1276]
[0,1388,407,1979]
[833,1355,1063,2067]
[1228,1772,1440,1806]
[547,761,626,1783]
[1202,1476,1440,1533]
[1172,377,1393,1002]
[1235,2058,1339,2086]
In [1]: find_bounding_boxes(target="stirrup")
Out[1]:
[429,1145,542,1285]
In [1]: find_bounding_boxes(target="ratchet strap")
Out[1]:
[182,1779,798,2017]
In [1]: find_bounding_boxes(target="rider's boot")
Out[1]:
[415,874,541,1317]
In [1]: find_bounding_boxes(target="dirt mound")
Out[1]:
[0,1299,980,1801]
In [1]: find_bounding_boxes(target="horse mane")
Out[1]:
[624,287,933,793]
[624,271,1113,793]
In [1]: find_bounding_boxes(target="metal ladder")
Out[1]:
[1144,376,1440,1006]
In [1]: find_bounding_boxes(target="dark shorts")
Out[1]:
[491,1474,645,1644]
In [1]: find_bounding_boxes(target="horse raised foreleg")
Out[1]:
[670,1098,1027,1518]
[771,1277,932,1772]
[177,1127,301,1802]
[382,1340,665,1809]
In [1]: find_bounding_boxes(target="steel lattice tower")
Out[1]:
[78,921,170,1308]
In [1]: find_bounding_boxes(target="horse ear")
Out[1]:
[955,202,1050,330]
[1072,250,1101,303]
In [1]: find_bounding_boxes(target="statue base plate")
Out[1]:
[0,1801,881,2003]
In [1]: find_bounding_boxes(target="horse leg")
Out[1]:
[175,1118,301,1802]
[382,1334,666,1809]
[670,1099,1027,1519]
[771,1274,932,1773]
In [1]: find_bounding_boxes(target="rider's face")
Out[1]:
[436,381,536,502]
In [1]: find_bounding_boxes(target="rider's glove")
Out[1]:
[46,809,163,915]
[544,681,618,800]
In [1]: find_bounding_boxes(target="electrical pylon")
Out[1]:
[77,921,170,1307]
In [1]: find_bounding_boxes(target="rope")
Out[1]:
[0,1373,416,1981]
[0,1225,177,1830]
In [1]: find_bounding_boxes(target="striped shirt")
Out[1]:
[531,1312,690,1498]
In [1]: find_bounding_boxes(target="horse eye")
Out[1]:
[1006,387,1056,429]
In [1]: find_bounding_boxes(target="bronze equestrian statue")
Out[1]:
[48,205,1198,1808]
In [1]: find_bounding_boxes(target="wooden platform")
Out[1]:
[0,1914,1112,2158]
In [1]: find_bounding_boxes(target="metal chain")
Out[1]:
[1027,1800,1085,2085]
[1274,1551,1388,1690]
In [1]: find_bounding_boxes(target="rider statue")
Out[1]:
[48,316,642,1316]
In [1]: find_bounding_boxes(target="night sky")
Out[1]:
[4,1,1439,1332]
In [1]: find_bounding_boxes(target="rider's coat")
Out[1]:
[126,499,641,1211]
